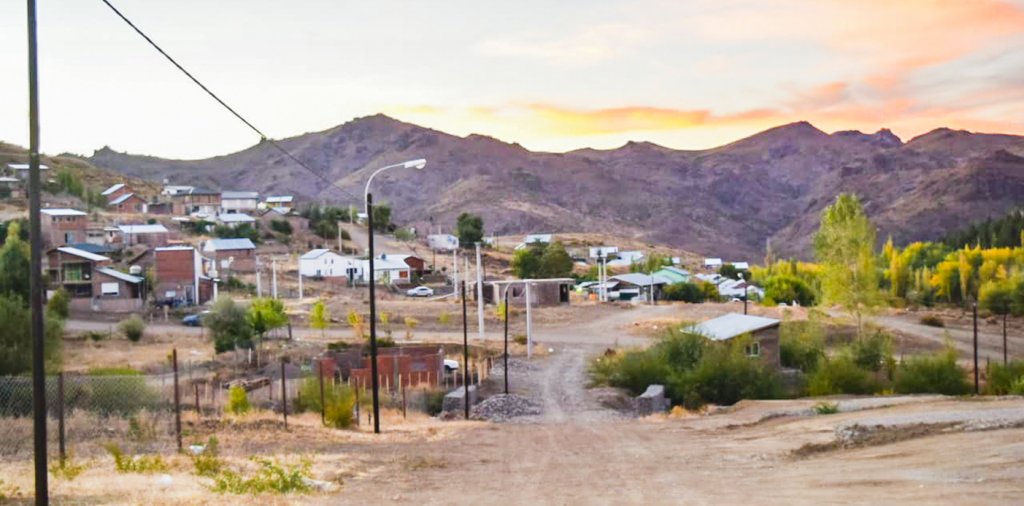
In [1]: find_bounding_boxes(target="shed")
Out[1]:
[689,313,781,368]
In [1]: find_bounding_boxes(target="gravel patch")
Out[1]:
[470,394,541,423]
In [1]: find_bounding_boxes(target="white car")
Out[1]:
[443,359,460,372]
[406,286,434,297]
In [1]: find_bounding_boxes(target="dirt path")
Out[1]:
[876,314,1020,362]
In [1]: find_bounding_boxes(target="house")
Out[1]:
[117,224,171,247]
[170,187,221,216]
[161,185,193,196]
[221,191,260,214]
[608,250,644,268]
[609,273,672,301]
[359,254,412,284]
[154,246,213,306]
[516,234,552,249]
[483,279,574,306]
[84,225,107,246]
[689,313,781,368]
[109,192,148,213]
[299,249,361,279]
[0,176,22,199]
[703,258,723,270]
[46,246,143,312]
[731,261,750,270]
[428,234,459,251]
[6,163,49,181]
[216,213,256,228]
[40,208,88,248]
[202,238,256,273]
[589,246,618,259]
[653,266,691,284]
[100,183,131,202]
[261,195,294,213]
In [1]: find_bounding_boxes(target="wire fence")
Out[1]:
[0,349,496,460]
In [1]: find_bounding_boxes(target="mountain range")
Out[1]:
[84,115,1024,259]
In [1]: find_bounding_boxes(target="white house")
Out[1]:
[299,249,361,279]
[703,257,723,270]
[260,196,294,212]
[221,191,259,214]
[161,185,193,196]
[428,234,459,251]
[216,213,256,227]
[359,254,412,284]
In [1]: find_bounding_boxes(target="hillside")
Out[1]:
[81,116,1024,259]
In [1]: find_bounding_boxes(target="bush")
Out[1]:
[118,315,146,342]
[763,274,817,306]
[50,454,90,481]
[813,401,840,415]
[513,334,527,346]
[779,321,825,373]
[47,289,69,319]
[850,330,895,373]
[105,444,168,474]
[210,457,312,495]
[919,315,944,328]
[227,385,251,415]
[985,361,1024,395]
[424,389,446,416]
[294,376,356,429]
[893,347,970,395]
[807,355,882,396]
[667,337,779,408]
[269,219,293,235]
[191,437,224,478]
[84,330,106,342]
[662,282,705,303]
[206,297,254,353]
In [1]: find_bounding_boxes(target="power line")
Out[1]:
[99,0,362,203]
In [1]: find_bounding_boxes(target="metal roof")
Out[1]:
[524,234,552,243]
[95,267,143,284]
[101,183,126,196]
[689,313,780,341]
[704,258,723,266]
[7,163,49,170]
[66,243,114,254]
[265,195,294,203]
[40,208,86,216]
[118,224,169,234]
[205,238,255,251]
[610,273,672,287]
[731,262,750,270]
[217,213,256,223]
[109,193,138,205]
[222,191,259,199]
[56,246,110,262]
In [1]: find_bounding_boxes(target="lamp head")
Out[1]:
[404,159,427,170]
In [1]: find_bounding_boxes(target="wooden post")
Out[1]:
[173,348,182,451]
[194,382,200,416]
[355,385,361,427]
[57,372,65,462]
[402,381,407,420]
[281,360,288,430]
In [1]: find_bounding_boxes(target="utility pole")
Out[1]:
[475,242,484,339]
[453,249,458,296]
[298,268,303,299]
[26,0,49,501]
[271,258,278,299]
[461,280,470,420]
[367,194,381,434]
[525,281,533,359]
[973,299,979,395]
[255,257,262,297]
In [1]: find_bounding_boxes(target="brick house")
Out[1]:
[46,246,144,312]
[690,313,781,369]
[171,187,221,216]
[154,246,213,305]
[101,183,131,203]
[117,224,171,247]
[109,193,148,213]
[202,238,256,273]
[40,208,88,248]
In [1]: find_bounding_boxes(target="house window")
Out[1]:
[64,232,76,243]
[745,341,760,358]
[101,283,120,296]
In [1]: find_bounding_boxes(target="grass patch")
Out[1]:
[812,401,839,415]
[210,457,312,495]
[50,454,91,481]
[105,443,169,474]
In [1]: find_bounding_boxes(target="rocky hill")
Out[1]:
[83,115,1024,259]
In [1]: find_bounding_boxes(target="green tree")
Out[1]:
[762,275,817,306]
[247,297,288,341]
[0,222,30,302]
[718,263,741,280]
[371,204,392,231]
[539,241,574,278]
[309,299,329,339]
[456,213,484,246]
[205,297,253,353]
[0,295,63,375]
[813,193,882,337]
[510,245,543,279]
[47,288,70,320]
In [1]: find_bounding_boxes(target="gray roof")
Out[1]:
[109,193,137,205]
[118,224,169,234]
[205,238,255,251]
[222,191,259,199]
[689,313,780,341]
[300,248,334,260]
[56,246,110,262]
[610,273,672,287]
[96,267,143,284]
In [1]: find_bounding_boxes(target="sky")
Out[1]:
[1,0,1024,159]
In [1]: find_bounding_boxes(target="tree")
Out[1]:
[0,295,63,375]
[980,279,1014,365]
[204,297,253,353]
[47,288,69,320]
[371,204,392,231]
[247,297,288,341]
[456,213,484,246]
[663,282,705,303]
[763,275,817,306]
[718,264,741,280]
[0,222,30,302]
[118,315,147,343]
[511,246,543,279]
[813,193,882,337]
[310,299,329,339]
[539,241,574,278]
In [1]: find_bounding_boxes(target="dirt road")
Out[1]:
[876,314,1020,362]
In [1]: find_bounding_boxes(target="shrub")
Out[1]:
[438,311,450,326]
[84,330,106,342]
[118,315,146,342]
[424,389,447,416]
[813,401,839,415]
[667,337,779,408]
[850,330,895,373]
[50,454,90,481]
[513,334,527,346]
[207,297,254,353]
[347,310,366,339]
[404,317,419,339]
[807,355,882,396]
[227,385,251,415]
[779,321,825,373]
[893,347,970,395]
[211,457,312,495]
[662,282,705,303]
[47,289,69,319]
[1010,377,1024,395]
[105,444,168,474]
[294,376,356,429]
[191,437,224,478]
[269,219,293,235]
[985,361,1024,395]
[918,315,944,328]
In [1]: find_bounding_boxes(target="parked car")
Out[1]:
[182,311,210,327]
[406,286,434,297]
[443,359,460,372]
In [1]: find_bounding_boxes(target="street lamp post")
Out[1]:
[364,159,426,434]
[972,298,979,395]
[739,273,748,315]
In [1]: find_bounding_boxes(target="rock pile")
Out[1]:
[470,394,541,423]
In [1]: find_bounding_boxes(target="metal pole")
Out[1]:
[973,300,979,395]
[57,372,65,463]
[281,360,288,429]
[476,242,485,339]
[298,269,303,299]
[744,286,748,315]
[462,281,470,420]
[271,259,278,299]
[318,361,326,426]
[1004,313,1008,367]
[526,282,533,359]
[367,193,381,434]
[26,0,49,500]
[173,348,182,451]
[504,287,509,395]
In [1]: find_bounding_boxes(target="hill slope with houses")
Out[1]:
[41,116,1024,258]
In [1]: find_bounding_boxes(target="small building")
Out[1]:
[299,249,361,279]
[202,238,256,273]
[171,187,221,216]
[653,266,691,284]
[216,213,256,228]
[154,246,213,306]
[483,278,574,307]
[0,176,22,199]
[427,234,459,251]
[40,208,88,248]
[348,346,445,388]
[589,246,618,259]
[109,192,148,213]
[689,313,781,369]
[221,191,260,214]
[117,224,171,247]
[610,273,672,301]
[161,185,193,196]
[516,234,552,249]
[100,183,131,203]
[390,254,426,276]
[703,258,723,270]
[359,254,412,284]
[45,246,143,312]
[6,163,49,181]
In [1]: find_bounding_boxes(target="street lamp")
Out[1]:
[739,272,748,315]
[364,159,427,434]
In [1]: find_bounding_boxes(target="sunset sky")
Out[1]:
[1,0,1023,158]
